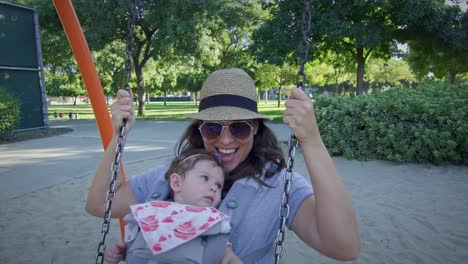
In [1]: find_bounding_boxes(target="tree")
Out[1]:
[120,1,222,115]
[93,40,127,99]
[254,1,443,95]
[250,0,300,67]
[141,58,159,96]
[207,0,267,70]
[305,61,334,86]
[18,0,271,111]
[405,6,468,84]
[14,0,123,99]
[18,0,227,115]
[44,68,87,105]
[366,58,415,87]
[254,63,295,106]
[123,0,270,115]
[317,51,354,94]
[255,63,277,103]
[312,0,399,95]
[170,1,269,104]
[176,69,207,105]
[154,60,181,106]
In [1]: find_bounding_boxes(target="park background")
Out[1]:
[0,0,467,263]
[2,0,467,165]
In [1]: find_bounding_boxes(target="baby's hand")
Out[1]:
[221,244,243,264]
[104,241,127,264]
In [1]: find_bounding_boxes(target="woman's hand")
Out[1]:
[283,87,322,146]
[221,245,243,264]
[111,89,135,136]
[104,241,126,264]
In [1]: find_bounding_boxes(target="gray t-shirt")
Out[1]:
[130,162,314,263]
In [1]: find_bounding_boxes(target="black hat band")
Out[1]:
[199,94,258,113]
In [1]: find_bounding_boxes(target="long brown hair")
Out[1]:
[175,120,286,191]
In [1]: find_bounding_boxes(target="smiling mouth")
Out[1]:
[217,148,237,154]
[216,148,238,163]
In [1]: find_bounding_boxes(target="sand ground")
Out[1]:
[0,120,467,264]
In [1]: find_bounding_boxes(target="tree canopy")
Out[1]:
[6,0,466,105]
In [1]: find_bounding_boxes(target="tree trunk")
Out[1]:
[164,90,167,106]
[356,47,366,96]
[334,78,340,95]
[135,65,146,116]
[73,96,77,105]
[193,92,198,105]
[264,89,268,104]
[449,69,457,85]
[277,87,282,107]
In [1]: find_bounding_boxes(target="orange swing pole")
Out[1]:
[53,0,126,239]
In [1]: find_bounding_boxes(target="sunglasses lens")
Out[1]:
[229,122,252,140]
[200,123,223,140]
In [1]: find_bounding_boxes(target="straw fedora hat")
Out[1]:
[186,68,270,121]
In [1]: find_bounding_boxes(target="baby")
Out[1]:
[105,149,241,264]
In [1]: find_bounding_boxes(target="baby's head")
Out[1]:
[165,149,225,207]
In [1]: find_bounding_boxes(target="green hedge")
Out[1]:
[315,82,468,165]
[0,88,20,133]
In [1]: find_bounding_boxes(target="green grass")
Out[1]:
[47,101,286,123]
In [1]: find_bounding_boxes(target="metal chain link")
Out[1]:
[274,135,299,263]
[122,0,136,91]
[296,0,312,90]
[96,125,127,264]
[95,0,136,263]
[274,0,312,263]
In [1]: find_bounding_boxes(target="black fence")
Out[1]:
[149,96,192,102]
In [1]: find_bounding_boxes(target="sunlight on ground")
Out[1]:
[0,147,103,166]
[124,145,167,152]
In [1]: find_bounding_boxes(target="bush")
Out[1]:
[315,81,468,165]
[0,88,20,134]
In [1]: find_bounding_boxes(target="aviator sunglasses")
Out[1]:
[199,121,254,141]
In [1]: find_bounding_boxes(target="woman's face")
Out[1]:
[199,120,258,172]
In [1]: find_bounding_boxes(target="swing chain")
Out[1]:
[274,134,299,263]
[96,125,127,264]
[296,0,312,90]
[274,0,312,263]
[123,0,136,91]
[95,0,136,263]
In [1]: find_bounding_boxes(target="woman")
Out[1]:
[86,68,360,263]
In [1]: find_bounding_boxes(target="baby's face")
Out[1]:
[174,160,224,208]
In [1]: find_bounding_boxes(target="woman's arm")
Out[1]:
[284,88,360,260]
[85,89,137,218]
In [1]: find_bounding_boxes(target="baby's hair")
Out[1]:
[164,149,224,181]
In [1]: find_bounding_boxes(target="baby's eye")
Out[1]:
[200,175,209,181]
[216,183,223,190]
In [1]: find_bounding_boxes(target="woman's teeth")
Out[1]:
[218,148,235,154]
